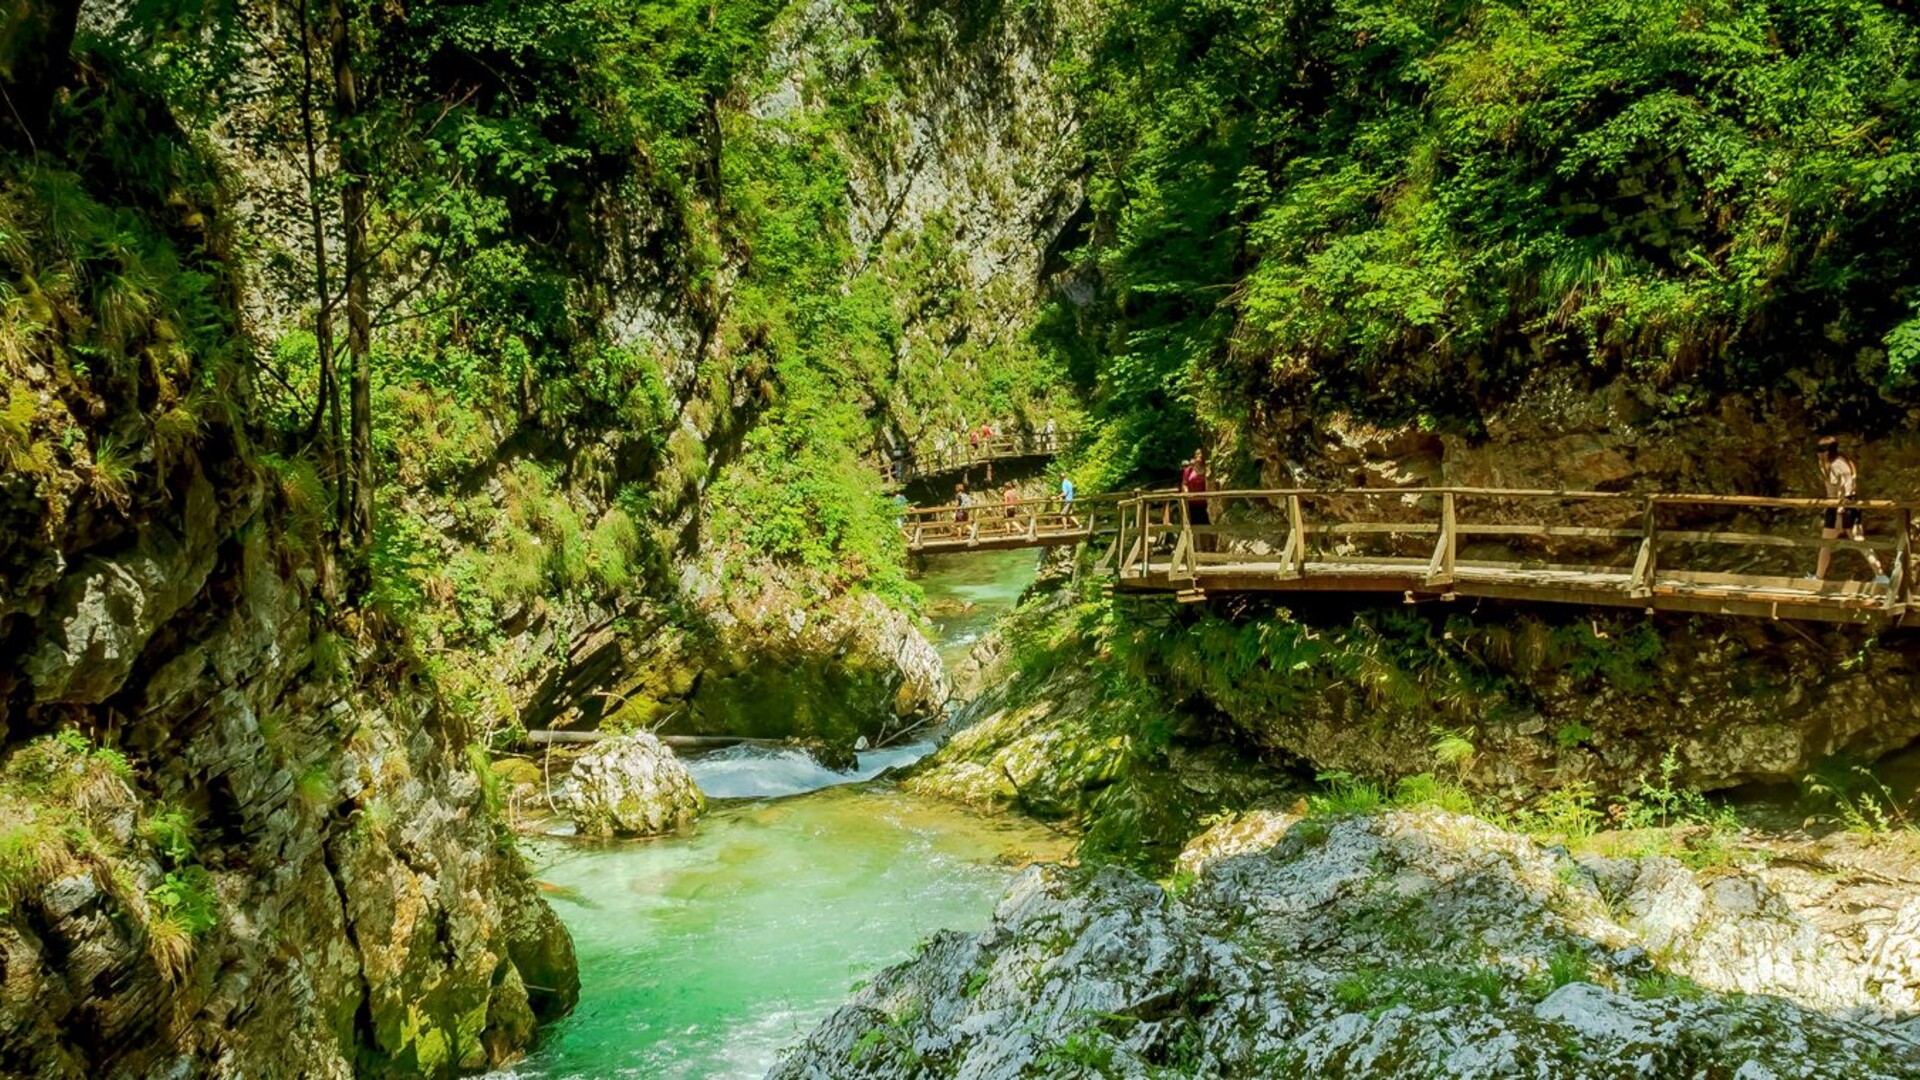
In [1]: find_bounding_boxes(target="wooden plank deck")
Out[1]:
[1114,558,1896,624]
[910,528,1095,554]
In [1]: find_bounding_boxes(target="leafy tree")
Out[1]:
[1055,0,1920,475]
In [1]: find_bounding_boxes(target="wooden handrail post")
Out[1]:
[1179,496,1194,580]
[1891,508,1912,610]
[1142,499,1155,572]
[1629,498,1658,598]
[1425,491,1456,586]
[1284,493,1307,576]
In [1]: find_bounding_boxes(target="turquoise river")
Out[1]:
[490,550,1053,1079]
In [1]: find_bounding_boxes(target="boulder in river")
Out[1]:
[568,733,706,838]
[771,808,1920,1078]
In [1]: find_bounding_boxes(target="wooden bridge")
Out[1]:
[903,487,1918,625]
[887,431,1071,484]
[902,493,1123,553]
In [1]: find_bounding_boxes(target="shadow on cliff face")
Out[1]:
[1138,593,1920,801]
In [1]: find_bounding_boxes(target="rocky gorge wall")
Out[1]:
[0,343,576,1075]
[2,0,1091,1070]
[168,0,1093,752]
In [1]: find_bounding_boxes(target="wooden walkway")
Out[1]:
[888,432,1071,484]
[902,487,1919,625]
[902,494,1122,554]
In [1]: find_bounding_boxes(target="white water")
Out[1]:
[683,741,937,800]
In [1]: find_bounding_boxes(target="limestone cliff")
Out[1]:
[0,319,577,1077]
[0,23,577,1075]
[152,0,1093,751]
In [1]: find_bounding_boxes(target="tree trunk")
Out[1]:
[295,0,344,598]
[330,0,375,571]
[0,0,83,150]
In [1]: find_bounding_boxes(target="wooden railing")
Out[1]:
[900,493,1126,554]
[887,431,1073,483]
[1107,487,1916,623]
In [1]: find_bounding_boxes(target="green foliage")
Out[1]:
[0,149,235,504]
[1059,0,1920,461]
[0,820,69,918]
[139,806,196,866]
[1801,756,1912,834]
[1309,771,1475,819]
[1429,727,1477,771]
[1308,772,1387,818]
[1038,1028,1118,1070]
[146,866,218,936]
[1633,972,1708,1002]
[1544,946,1592,992]
[1331,961,1509,1016]
[467,744,516,851]
[1554,723,1594,750]
[1620,749,1735,832]
[1512,782,1604,842]
[294,763,336,815]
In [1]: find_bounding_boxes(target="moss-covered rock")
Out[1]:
[568,733,706,838]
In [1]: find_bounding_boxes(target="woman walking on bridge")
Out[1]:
[1814,436,1886,583]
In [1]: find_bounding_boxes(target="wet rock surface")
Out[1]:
[771,810,1920,1078]
[569,732,706,837]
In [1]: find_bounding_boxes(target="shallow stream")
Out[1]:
[491,547,1044,1079]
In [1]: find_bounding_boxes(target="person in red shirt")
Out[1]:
[1181,451,1212,551]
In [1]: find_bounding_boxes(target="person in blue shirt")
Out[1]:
[1059,473,1076,525]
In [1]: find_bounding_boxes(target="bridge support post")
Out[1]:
[1890,508,1912,611]
[1279,494,1307,578]
[1174,497,1198,582]
[1425,491,1456,587]
[1629,499,1659,599]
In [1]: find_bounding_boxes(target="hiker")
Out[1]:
[891,492,908,530]
[953,481,971,525]
[1182,451,1212,552]
[1043,415,1057,450]
[1002,481,1019,518]
[1059,472,1076,525]
[1814,436,1886,582]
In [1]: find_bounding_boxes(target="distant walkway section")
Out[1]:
[888,431,1072,484]
[902,494,1123,554]
[902,486,1917,625]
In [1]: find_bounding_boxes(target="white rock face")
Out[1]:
[568,733,706,838]
[771,810,1920,1078]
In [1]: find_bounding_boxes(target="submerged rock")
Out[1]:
[771,809,1920,1078]
[568,733,706,838]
